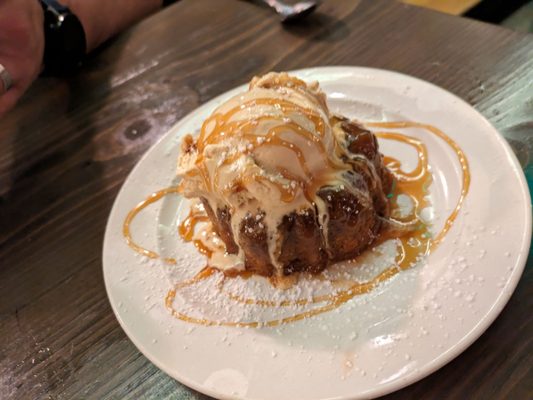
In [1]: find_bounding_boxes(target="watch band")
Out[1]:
[41,0,69,16]
[40,0,87,75]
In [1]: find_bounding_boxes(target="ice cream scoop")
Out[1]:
[178,72,345,211]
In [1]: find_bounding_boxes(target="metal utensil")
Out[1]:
[258,0,318,22]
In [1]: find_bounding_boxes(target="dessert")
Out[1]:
[177,72,394,279]
[122,71,471,327]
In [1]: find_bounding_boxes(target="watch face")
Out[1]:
[59,15,86,58]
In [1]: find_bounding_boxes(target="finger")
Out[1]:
[0,86,22,118]
[0,58,22,117]
[0,57,39,118]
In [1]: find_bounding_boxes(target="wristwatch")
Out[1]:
[40,0,86,75]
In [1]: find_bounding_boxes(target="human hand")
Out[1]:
[0,0,44,117]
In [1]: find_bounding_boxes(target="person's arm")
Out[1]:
[0,0,44,116]
[0,0,163,117]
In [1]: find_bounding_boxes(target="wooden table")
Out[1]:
[1,0,532,398]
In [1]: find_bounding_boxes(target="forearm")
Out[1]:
[0,0,164,115]
[60,0,163,51]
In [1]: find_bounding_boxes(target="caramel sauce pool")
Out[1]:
[123,121,470,327]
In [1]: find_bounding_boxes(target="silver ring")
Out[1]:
[0,64,13,94]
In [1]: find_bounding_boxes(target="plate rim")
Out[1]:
[103,66,532,400]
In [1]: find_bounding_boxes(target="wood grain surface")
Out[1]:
[1,0,532,399]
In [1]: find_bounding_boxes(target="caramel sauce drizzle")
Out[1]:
[123,121,470,327]
[378,132,428,182]
[178,205,212,256]
[190,98,345,204]
[178,204,209,241]
[164,266,398,328]
[123,186,181,265]
[368,121,470,248]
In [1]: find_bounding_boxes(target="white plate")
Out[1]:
[103,67,531,400]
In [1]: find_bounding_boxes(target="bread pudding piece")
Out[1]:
[177,72,393,279]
